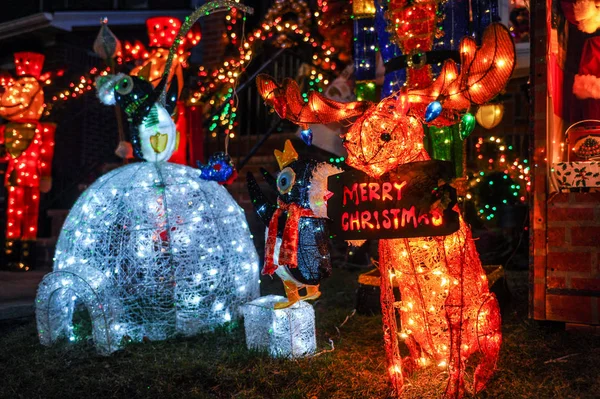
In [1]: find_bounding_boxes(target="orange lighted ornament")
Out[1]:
[0,52,56,269]
[475,103,505,130]
[258,75,502,398]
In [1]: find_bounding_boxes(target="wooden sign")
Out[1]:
[327,160,460,240]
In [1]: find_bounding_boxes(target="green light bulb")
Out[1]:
[459,113,476,140]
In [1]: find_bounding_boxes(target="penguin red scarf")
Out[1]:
[263,199,316,275]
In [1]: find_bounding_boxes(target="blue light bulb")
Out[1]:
[301,128,313,146]
[425,101,442,122]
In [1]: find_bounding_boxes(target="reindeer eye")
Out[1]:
[277,167,296,195]
[380,133,392,142]
[115,76,134,95]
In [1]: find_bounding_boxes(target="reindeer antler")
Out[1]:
[256,74,372,127]
[407,23,515,125]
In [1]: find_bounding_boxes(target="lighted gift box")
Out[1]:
[242,295,316,358]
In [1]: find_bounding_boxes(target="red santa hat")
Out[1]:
[146,17,201,51]
[14,52,44,79]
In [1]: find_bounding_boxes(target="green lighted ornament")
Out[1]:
[459,113,476,140]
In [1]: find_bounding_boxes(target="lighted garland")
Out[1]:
[466,135,530,222]
[186,0,351,143]
[316,0,352,64]
[43,1,339,125]
[45,13,202,117]
[44,67,108,116]
[190,0,341,106]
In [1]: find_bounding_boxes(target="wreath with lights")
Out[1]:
[466,135,530,222]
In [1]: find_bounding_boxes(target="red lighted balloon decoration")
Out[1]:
[257,27,508,395]
[0,52,56,270]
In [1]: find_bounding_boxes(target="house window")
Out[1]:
[500,0,530,44]
[120,0,149,9]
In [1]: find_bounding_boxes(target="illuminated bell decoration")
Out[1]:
[475,103,505,130]
[300,127,313,146]
[425,101,442,122]
[35,162,260,355]
[459,113,476,139]
[242,295,316,358]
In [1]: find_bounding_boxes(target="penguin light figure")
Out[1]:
[247,140,342,309]
[96,71,179,162]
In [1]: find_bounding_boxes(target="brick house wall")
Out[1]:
[545,193,600,325]
[530,0,600,329]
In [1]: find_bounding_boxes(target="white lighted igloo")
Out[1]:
[36,162,260,354]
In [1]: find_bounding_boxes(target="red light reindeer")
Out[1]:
[257,23,514,398]
[0,52,55,270]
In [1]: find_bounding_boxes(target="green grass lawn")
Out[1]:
[1,268,598,399]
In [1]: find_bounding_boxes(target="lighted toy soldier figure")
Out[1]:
[0,52,56,271]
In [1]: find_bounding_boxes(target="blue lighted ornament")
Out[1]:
[197,152,238,184]
[425,101,442,122]
[300,128,313,146]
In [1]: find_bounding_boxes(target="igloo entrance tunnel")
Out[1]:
[36,162,260,354]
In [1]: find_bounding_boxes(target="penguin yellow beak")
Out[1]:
[149,132,168,153]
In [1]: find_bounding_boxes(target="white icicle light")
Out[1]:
[242,295,316,358]
[36,162,259,355]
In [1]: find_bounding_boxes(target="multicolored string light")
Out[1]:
[466,135,530,221]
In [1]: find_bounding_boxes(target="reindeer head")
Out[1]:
[257,75,425,178]
[257,23,515,177]
[342,95,427,177]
